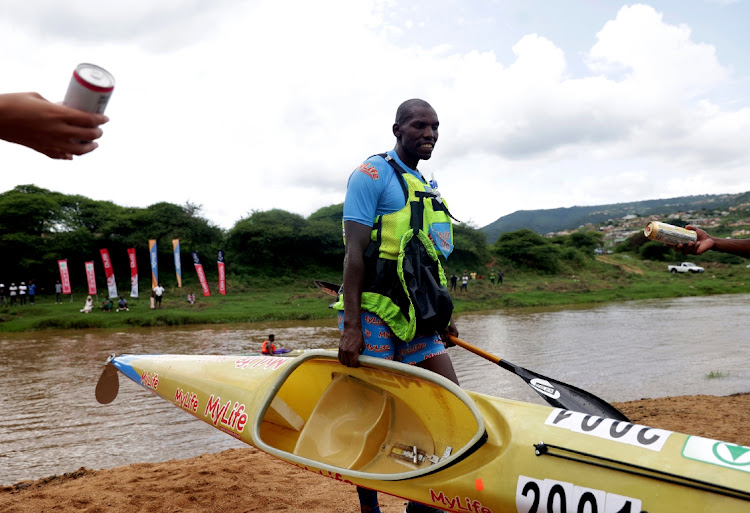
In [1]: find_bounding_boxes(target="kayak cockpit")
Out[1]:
[254,353,486,481]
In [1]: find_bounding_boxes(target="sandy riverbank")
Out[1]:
[2,393,748,512]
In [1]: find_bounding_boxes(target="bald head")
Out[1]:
[395,99,434,125]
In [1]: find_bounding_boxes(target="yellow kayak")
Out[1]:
[96,351,750,512]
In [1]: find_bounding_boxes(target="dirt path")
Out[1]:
[596,254,645,274]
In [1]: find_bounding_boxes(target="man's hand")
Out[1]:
[441,317,459,347]
[675,225,714,255]
[339,324,365,367]
[0,92,109,159]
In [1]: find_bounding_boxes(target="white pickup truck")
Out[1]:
[667,262,705,273]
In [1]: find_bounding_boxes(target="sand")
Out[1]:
[2,393,749,513]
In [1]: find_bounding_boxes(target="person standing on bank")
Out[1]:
[336,99,459,513]
[153,282,165,308]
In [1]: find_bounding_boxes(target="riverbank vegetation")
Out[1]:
[2,184,750,332]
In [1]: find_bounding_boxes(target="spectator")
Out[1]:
[18,281,27,305]
[187,292,196,305]
[55,280,63,303]
[460,272,469,292]
[116,296,129,312]
[450,273,458,292]
[80,296,94,313]
[101,297,113,312]
[9,283,17,306]
[497,269,504,284]
[28,280,35,306]
[0,282,5,307]
[153,282,165,308]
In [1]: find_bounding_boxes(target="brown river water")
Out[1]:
[1,294,749,485]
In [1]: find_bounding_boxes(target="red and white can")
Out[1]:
[63,63,115,114]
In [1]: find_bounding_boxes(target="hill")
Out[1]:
[481,191,750,243]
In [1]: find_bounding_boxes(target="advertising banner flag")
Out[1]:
[58,260,72,294]
[172,239,182,288]
[127,248,139,298]
[100,249,118,298]
[217,250,226,295]
[192,251,211,297]
[149,239,158,289]
[84,261,97,295]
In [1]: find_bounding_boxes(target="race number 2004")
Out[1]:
[515,476,642,513]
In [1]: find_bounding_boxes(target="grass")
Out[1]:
[1,255,748,332]
[705,371,730,380]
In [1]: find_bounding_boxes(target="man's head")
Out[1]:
[269,334,275,341]
[393,99,439,169]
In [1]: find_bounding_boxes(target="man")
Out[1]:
[117,296,129,312]
[261,334,277,355]
[0,282,5,307]
[18,282,27,306]
[460,272,469,292]
[9,283,17,306]
[450,272,458,292]
[337,99,458,513]
[153,282,165,308]
[55,280,63,303]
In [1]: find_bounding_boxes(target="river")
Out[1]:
[1,294,749,485]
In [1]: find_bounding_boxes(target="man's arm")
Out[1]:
[676,225,750,259]
[338,221,372,368]
[0,92,108,159]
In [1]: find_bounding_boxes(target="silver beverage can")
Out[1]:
[63,63,115,114]
[644,221,698,245]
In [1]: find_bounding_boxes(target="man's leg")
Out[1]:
[357,487,381,513]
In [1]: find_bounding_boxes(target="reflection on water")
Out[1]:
[2,295,749,484]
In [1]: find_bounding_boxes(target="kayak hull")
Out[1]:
[101,351,750,512]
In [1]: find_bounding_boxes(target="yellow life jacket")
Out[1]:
[335,154,456,342]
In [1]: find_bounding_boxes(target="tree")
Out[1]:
[493,229,561,273]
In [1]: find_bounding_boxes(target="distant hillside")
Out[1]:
[481,191,750,243]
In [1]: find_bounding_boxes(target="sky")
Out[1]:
[1,0,749,230]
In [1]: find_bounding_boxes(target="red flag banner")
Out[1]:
[84,261,97,295]
[127,248,139,298]
[217,249,226,296]
[192,251,211,297]
[100,249,118,298]
[58,260,72,294]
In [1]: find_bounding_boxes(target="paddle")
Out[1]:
[447,335,629,421]
[313,279,629,421]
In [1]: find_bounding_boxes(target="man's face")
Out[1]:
[395,105,439,163]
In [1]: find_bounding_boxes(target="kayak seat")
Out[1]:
[293,374,391,470]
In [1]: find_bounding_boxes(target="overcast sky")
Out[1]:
[1,0,748,230]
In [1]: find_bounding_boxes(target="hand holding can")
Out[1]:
[644,221,697,246]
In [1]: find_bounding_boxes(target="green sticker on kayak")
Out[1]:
[683,436,750,472]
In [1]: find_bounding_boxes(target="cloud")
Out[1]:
[0,1,748,231]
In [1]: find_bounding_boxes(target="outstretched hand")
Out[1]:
[674,225,714,255]
[0,92,109,159]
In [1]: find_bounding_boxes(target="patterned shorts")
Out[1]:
[337,310,447,365]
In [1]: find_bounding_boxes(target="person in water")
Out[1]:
[261,334,277,355]
[337,99,459,513]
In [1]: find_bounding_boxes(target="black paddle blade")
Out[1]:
[510,362,629,421]
[95,361,120,404]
